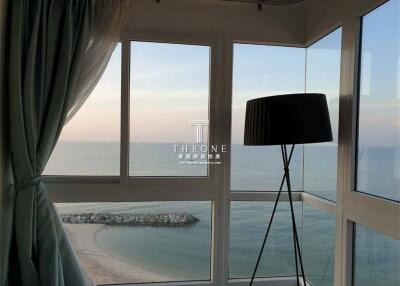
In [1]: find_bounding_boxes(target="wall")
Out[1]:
[125,0,307,45]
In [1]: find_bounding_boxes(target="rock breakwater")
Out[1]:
[60,213,199,226]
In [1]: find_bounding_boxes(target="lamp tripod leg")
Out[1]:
[249,145,296,286]
[292,219,300,286]
[282,144,307,286]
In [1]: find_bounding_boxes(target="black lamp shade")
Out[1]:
[244,93,333,145]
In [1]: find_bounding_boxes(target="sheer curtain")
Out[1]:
[3,1,127,285]
[66,0,128,123]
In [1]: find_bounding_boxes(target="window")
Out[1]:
[353,224,400,286]
[45,22,400,286]
[229,202,302,278]
[231,44,305,192]
[357,0,400,202]
[231,38,342,197]
[304,28,342,202]
[129,42,210,177]
[229,42,340,284]
[44,44,121,176]
[350,3,400,283]
[57,202,212,284]
[229,202,336,282]
[302,204,335,286]
[46,36,216,286]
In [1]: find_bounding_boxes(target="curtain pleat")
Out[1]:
[3,0,127,285]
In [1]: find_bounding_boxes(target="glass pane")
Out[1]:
[357,0,400,201]
[304,29,342,202]
[57,202,212,284]
[229,201,302,278]
[129,42,210,177]
[353,224,400,286]
[231,44,305,191]
[44,44,121,176]
[302,204,336,286]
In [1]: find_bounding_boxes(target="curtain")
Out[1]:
[5,0,127,285]
[0,0,13,286]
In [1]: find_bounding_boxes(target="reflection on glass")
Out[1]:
[231,44,305,191]
[229,201,302,278]
[357,0,400,201]
[353,224,400,286]
[44,45,121,176]
[304,28,342,202]
[302,204,336,286]
[56,202,212,285]
[129,42,210,177]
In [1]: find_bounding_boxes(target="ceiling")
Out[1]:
[221,0,304,5]
[221,0,305,10]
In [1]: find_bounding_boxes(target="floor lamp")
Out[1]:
[244,93,333,286]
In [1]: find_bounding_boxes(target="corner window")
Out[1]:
[304,28,342,202]
[229,41,339,283]
[357,0,400,202]
[231,44,305,192]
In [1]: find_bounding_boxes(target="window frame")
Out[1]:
[121,31,219,190]
[333,2,400,286]
[225,35,338,284]
[45,5,400,284]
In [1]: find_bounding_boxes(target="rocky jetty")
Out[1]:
[60,213,199,226]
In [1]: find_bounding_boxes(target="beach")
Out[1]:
[64,224,173,285]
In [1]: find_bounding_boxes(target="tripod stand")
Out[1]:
[249,144,306,286]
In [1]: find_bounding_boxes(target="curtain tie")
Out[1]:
[14,176,42,190]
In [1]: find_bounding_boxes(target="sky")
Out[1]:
[58,0,399,147]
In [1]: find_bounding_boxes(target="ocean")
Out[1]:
[46,142,399,286]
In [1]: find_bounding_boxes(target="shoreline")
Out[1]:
[64,224,174,285]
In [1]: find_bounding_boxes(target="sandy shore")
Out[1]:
[64,224,173,285]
